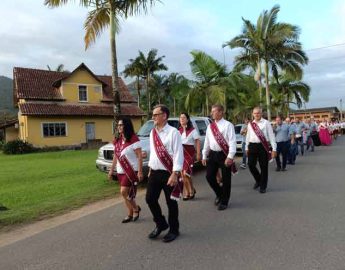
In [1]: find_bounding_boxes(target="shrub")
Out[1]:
[0,140,4,151]
[2,139,37,155]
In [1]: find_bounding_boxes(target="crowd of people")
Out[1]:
[107,104,343,243]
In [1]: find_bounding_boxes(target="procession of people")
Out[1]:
[107,104,341,243]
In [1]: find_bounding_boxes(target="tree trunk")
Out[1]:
[146,73,150,118]
[110,6,121,135]
[173,98,176,117]
[136,75,140,108]
[206,93,209,117]
[255,59,263,107]
[264,60,271,121]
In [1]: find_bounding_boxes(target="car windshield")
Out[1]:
[235,125,242,134]
[137,120,179,137]
[137,121,154,137]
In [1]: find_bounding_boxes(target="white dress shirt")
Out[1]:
[245,118,277,151]
[202,118,236,160]
[148,123,184,172]
[116,140,141,174]
[181,128,200,145]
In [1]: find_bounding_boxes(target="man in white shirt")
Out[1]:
[246,107,277,193]
[146,104,184,243]
[202,104,236,210]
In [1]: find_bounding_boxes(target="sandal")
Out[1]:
[122,216,133,223]
[189,189,196,200]
[132,206,141,222]
[183,196,190,201]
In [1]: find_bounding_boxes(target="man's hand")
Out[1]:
[167,173,178,186]
[202,159,207,166]
[271,151,277,159]
[224,158,233,167]
[107,170,113,182]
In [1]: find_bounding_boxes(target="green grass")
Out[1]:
[0,150,119,230]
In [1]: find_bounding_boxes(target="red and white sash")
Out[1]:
[250,121,272,160]
[153,128,183,201]
[114,135,139,200]
[210,122,238,175]
[179,127,196,177]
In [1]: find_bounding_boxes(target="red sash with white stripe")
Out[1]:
[250,121,272,159]
[114,135,139,200]
[179,127,196,176]
[210,122,238,175]
[152,128,183,201]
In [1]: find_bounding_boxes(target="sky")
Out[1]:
[1,0,345,109]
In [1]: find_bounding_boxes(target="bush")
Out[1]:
[2,139,37,155]
[0,140,4,151]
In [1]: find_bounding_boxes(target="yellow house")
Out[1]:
[10,63,145,148]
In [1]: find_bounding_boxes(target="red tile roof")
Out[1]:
[13,65,137,103]
[19,103,145,117]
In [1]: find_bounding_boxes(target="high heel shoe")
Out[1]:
[122,216,133,223]
[189,189,196,200]
[132,206,141,222]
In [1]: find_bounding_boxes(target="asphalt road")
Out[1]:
[1,137,345,270]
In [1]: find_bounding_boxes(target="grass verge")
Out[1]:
[0,150,118,231]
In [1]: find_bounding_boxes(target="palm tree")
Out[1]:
[135,49,168,116]
[44,0,158,127]
[123,57,143,107]
[224,5,308,121]
[166,73,190,116]
[47,64,68,72]
[270,75,310,117]
[187,50,227,116]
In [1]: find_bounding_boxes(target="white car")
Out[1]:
[235,124,245,153]
[96,116,212,177]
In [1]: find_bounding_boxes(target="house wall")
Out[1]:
[5,126,18,142]
[289,111,337,121]
[23,116,142,147]
[61,70,103,103]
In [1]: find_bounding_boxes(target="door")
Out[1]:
[85,122,95,141]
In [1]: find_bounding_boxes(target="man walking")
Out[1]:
[240,118,250,169]
[295,118,306,156]
[286,117,297,165]
[146,104,184,243]
[246,107,277,193]
[273,116,290,171]
[202,104,236,210]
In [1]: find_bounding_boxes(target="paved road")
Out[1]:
[1,137,345,270]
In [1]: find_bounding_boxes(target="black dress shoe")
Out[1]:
[162,231,179,243]
[217,204,228,211]
[214,197,221,206]
[253,183,259,190]
[122,216,133,223]
[148,224,169,239]
[281,168,287,171]
[132,205,141,222]
[275,167,281,172]
[259,189,266,194]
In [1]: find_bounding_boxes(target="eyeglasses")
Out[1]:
[152,113,164,117]
[117,124,124,127]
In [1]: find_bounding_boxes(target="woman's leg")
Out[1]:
[182,172,192,198]
[121,186,134,216]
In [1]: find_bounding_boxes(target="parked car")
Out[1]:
[96,116,212,177]
[235,124,245,153]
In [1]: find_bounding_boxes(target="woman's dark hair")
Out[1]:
[119,117,135,142]
[179,112,193,130]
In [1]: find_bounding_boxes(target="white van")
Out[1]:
[96,116,212,177]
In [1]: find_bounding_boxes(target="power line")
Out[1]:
[306,42,345,52]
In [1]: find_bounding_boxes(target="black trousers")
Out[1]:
[206,150,232,205]
[275,141,289,169]
[145,170,179,233]
[248,143,269,190]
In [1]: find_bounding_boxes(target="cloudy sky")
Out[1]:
[1,0,345,109]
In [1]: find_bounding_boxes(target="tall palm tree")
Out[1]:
[47,64,68,72]
[187,50,227,116]
[44,0,158,127]
[224,5,308,121]
[270,75,310,117]
[135,49,168,116]
[166,73,190,116]
[123,57,143,107]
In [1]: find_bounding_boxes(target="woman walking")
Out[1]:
[178,113,201,200]
[108,117,143,223]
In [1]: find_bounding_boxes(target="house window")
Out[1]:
[42,123,67,137]
[79,85,87,102]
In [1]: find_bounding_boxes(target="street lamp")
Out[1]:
[340,99,343,121]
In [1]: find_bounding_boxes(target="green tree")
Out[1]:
[47,64,68,72]
[45,0,159,127]
[224,5,308,121]
[123,57,143,107]
[135,49,168,117]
